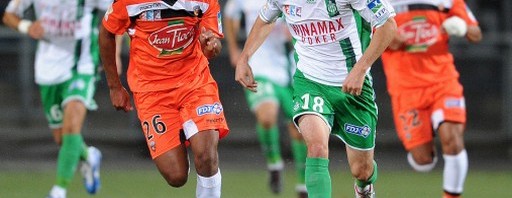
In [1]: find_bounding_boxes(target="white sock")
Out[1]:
[49,185,66,198]
[443,149,468,194]
[196,169,222,198]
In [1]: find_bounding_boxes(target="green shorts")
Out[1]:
[244,76,294,119]
[292,70,378,150]
[39,73,98,129]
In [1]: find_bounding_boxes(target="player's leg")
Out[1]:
[179,71,229,198]
[438,122,466,198]
[189,129,222,198]
[59,74,101,194]
[432,81,467,198]
[297,115,331,198]
[390,89,438,172]
[346,148,377,198]
[245,78,283,193]
[331,77,378,198]
[293,71,334,198]
[153,145,190,187]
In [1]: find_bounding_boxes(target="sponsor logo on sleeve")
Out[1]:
[445,98,465,108]
[283,5,302,17]
[344,123,371,138]
[197,103,223,116]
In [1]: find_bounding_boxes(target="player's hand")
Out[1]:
[199,27,221,59]
[342,66,366,96]
[235,59,258,92]
[28,21,45,40]
[442,16,467,37]
[109,86,133,112]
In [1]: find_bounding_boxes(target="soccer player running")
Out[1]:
[224,0,308,196]
[99,1,229,197]
[381,1,482,198]
[236,0,396,197]
[2,0,114,197]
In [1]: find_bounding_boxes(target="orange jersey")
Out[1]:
[381,0,478,95]
[102,0,223,92]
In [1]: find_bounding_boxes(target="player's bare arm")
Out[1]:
[235,17,275,92]
[199,27,222,59]
[343,18,397,96]
[3,12,44,39]
[466,25,482,43]
[224,15,242,67]
[99,24,133,112]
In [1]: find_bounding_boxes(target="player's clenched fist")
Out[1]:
[199,27,222,59]
[109,86,133,112]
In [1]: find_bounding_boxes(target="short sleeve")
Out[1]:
[5,0,33,17]
[102,0,130,35]
[259,0,282,23]
[449,0,478,26]
[223,0,242,20]
[201,0,223,38]
[350,0,395,29]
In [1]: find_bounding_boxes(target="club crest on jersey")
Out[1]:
[283,5,302,17]
[197,103,223,116]
[148,20,196,56]
[326,0,339,17]
[344,123,371,138]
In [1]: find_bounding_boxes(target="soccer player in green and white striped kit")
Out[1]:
[236,0,396,197]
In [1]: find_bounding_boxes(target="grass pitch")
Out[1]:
[1,168,510,198]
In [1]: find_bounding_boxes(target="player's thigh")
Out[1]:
[431,80,466,130]
[391,90,434,151]
[133,91,184,160]
[330,82,378,150]
[39,84,64,129]
[61,73,98,111]
[180,73,229,143]
[244,77,280,121]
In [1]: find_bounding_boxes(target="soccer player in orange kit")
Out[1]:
[98,1,229,197]
[381,1,482,198]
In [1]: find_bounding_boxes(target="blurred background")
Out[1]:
[0,0,511,197]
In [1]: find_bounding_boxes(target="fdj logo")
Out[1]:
[197,103,223,116]
[344,123,371,138]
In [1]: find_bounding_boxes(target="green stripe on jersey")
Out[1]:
[339,38,356,71]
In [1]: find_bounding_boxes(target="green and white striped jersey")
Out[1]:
[260,0,395,86]
[6,0,111,85]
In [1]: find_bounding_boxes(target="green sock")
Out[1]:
[305,157,331,198]
[56,134,85,188]
[256,124,282,164]
[79,143,88,161]
[356,160,378,188]
[291,139,307,184]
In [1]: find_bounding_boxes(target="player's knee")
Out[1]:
[407,152,438,172]
[350,162,373,181]
[194,152,218,175]
[306,143,328,158]
[163,172,188,187]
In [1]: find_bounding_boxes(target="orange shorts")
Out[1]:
[390,79,466,151]
[133,69,229,159]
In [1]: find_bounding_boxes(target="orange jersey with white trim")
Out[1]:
[103,0,223,92]
[381,0,478,95]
